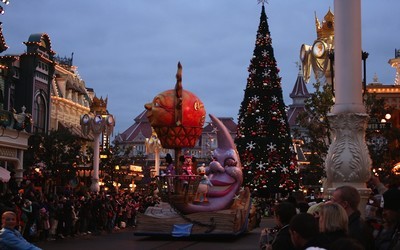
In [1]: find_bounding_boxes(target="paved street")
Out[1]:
[35,218,274,250]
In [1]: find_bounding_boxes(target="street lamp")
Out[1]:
[80,113,115,192]
[145,128,163,176]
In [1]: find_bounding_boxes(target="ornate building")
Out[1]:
[366,75,400,130]
[51,54,92,137]
[0,31,102,185]
[364,50,400,131]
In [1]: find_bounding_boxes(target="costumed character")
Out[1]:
[165,153,175,193]
[180,154,195,190]
[173,114,244,214]
[194,165,212,203]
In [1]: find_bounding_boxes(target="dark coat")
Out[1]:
[318,230,348,249]
[271,225,295,250]
[348,211,375,250]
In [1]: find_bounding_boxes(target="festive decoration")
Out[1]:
[144,62,206,150]
[174,115,243,214]
[235,5,299,197]
[193,165,212,203]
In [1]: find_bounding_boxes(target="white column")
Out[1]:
[91,134,100,192]
[326,0,372,215]
[332,0,365,114]
[16,149,24,185]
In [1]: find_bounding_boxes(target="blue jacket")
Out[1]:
[0,228,42,250]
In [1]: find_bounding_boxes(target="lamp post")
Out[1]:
[145,128,163,176]
[80,113,115,192]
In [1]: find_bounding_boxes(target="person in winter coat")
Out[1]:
[0,211,42,250]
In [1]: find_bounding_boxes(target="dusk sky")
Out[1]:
[1,1,399,134]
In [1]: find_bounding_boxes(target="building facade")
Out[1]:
[0,31,102,185]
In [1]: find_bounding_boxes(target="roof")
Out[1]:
[287,69,310,127]
[289,70,310,99]
[114,110,152,143]
[287,106,306,127]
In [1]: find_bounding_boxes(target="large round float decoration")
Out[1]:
[144,62,206,170]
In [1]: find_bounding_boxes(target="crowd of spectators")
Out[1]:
[0,178,161,243]
[259,178,400,250]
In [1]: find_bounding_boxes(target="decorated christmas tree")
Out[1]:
[235,4,299,197]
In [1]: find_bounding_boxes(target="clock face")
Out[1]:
[313,41,326,58]
[94,115,102,124]
[82,114,90,124]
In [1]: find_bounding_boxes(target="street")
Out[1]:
[35,218,274,250]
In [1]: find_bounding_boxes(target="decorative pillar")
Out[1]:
[16,149,24,185]
[81,114,115,192]
[326,0,371,214]
[91,134,100,192]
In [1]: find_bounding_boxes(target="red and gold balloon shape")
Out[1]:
[144,62,206,149]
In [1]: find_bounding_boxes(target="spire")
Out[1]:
[290,68,310,99]
[287,67,310,128]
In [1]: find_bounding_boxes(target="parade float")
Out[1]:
[134,63,256,237]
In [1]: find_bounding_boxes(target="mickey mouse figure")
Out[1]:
[180,154,195,190]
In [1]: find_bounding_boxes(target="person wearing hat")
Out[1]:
[375,187,400,250]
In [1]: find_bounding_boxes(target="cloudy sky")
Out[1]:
[1,1,399,134]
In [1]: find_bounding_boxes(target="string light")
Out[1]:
[0,1,10,15]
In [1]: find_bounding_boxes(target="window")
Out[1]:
[34,94,46,133]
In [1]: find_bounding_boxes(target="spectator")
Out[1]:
[289,213,326,250]
[21,199,34,239]
[0,211,42,250]
[263,201,297,250]
[8,172,19,195]
[331,185,375,250]
[318,202,348,247]
[369,175,388,195]
[307,202,323,221]
[375,188,400,250]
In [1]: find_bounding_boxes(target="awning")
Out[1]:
[0,167,10,182]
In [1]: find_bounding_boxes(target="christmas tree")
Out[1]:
[235,4,299,197]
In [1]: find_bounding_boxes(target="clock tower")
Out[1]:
[300,9,334,85]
